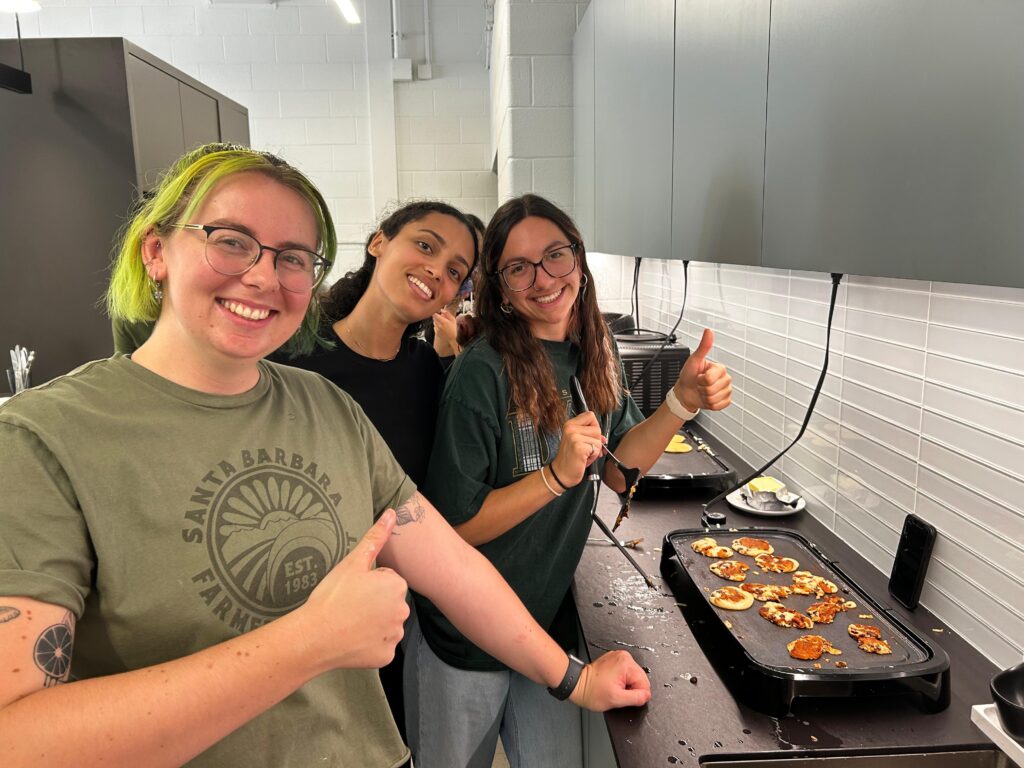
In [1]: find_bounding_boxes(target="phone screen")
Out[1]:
[888,514,937,610]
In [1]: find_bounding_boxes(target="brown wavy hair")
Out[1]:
[478,194,620,434]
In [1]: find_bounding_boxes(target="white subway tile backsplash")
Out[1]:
[919,439,1024,515]
[846,282,930,319]
[927,325,1024,375]
[916,468,1024,550]
[929,294,1024,339]
[846,308,927,348]
[922,397,1024,468]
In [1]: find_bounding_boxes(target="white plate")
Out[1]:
[726,488,806,517]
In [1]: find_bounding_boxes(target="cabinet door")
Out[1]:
[126,54,185,190]
[762,0,1024,288]
[573,5,596,248]
[179,81,219,152]
[218,102,251,146]
[671,0,769,266]
[594,0,674,259]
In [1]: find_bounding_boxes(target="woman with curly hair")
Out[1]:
[409,194,732,767]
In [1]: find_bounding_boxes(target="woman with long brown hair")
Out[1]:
[409,194,732,767]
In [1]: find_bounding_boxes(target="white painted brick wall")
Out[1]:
[390,0,498,224]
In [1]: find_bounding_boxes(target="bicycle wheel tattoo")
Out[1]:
[35,621,73,683]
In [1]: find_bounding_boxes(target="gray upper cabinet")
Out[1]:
[592,0,674,259]
[573,6,596,248]
[0,38,250,388]
[671,0,769,266]
[763,0,1024,288]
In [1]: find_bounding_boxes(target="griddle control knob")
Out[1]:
[701,510,727,528]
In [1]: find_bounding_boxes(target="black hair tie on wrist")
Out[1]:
[547,462,572,491]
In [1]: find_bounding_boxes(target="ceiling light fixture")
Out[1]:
[332,0,361,25]
[0,0,41,12]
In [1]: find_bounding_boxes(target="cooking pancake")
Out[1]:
[791,570,839,597]
[741,583,793,602]
[758,601,814,630]
[709,560,749,582]
[732,536,774,556]
[691,537,717,554]
[709,586,754,611]
[755,553,799,573]
[807,596,856,624]
[855,636,893,655]
[847,623,882,639]
[787,634,842,661]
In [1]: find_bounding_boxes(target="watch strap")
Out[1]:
[547,654,586,700]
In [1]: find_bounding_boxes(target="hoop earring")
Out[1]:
[578,273,588,302]
[500,302,513,315]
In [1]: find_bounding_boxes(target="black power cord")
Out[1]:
[626,260,689,393]
[703,272,845,514]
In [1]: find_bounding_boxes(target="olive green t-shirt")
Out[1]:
[416,337,643,671]
[0,355,415,767]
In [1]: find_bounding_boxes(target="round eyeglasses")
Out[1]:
[175,224,328,293]
[493,242,579,292]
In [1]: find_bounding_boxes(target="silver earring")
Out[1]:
[578,273,588,302]
[500,302,513,315]
[152,280,163,302]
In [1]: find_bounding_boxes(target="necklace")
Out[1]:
[339,320,401,362]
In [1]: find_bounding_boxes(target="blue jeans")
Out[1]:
[404,613,583,768]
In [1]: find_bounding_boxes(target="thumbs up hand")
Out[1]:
[674,328,732,413]
[301,508,410,671]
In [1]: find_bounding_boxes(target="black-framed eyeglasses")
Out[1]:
[175,224,329,293]
[493,242,579,292]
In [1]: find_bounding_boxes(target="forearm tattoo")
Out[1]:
[34,611,74,687]
[394,494,426,526]
[0,605,21,623]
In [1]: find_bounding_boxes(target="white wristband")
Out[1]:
[665,388,699,421]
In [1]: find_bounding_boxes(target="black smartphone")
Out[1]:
[888,513,937,610]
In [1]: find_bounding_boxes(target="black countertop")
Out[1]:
[574,428,998,766]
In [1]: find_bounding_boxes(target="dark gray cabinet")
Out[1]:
[762,0,1024,288]
[575,0,674,259]
[671,0,769,266]
[0,38,250,388]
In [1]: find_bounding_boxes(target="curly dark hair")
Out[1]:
[319,201,479,338]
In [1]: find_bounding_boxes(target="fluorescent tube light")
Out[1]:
[0,0,41,12]
[332,0,360,24]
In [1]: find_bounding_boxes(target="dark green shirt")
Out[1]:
[417,337,643,671]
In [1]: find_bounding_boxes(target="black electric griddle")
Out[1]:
[634,425,736,497]
[661,528,951,716]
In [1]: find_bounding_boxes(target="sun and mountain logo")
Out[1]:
[182,451,355,633]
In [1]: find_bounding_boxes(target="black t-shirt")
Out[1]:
[274,327,444,487]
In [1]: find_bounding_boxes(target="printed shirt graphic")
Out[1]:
[0,356,415,767]
[417,337,642,671]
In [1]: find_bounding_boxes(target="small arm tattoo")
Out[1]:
[394,494,426,526]
[34,611,74,687]
[0,605,21,624]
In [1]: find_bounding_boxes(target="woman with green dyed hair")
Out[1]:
[0,144,651,767]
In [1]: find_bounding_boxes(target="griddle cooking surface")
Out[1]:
[668,530,929,673]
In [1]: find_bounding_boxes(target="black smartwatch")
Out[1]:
[547,654,586,700]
